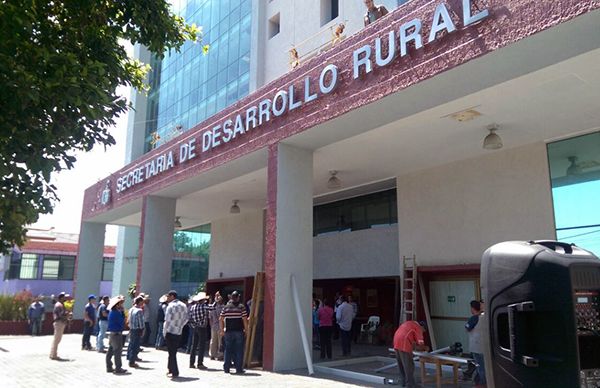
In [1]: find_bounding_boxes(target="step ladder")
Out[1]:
[401,255,417,322]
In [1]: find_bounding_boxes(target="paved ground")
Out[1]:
[0,334,475,387]
[0,334,366,388]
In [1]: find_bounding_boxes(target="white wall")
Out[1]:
[260,0,399,85]
[396,142,557,266]
[208,209,264,279]
[314,225,399,279]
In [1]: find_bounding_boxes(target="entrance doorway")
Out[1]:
[429,279,479,352]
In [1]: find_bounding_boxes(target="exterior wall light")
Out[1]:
[230,200,241,214]
[327,170,342,189]
[483,124,503,150]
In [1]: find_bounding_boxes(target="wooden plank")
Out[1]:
[418,273,437,350]
[244,272,261,367]
[244,272,264,368]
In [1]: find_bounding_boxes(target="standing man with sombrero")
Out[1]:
[106,295,128,374]
[164,290,188,378]
[188,292,213,369]
[140,293,152,346]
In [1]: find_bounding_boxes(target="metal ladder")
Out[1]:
[401,255,417,322]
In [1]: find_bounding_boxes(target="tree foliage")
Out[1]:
[173,231,210,259]
[0,1,206,252]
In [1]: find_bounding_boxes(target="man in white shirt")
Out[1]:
[335,295,354,356]
[164,290,188,378]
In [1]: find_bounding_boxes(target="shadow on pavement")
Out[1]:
[171,377,199,382]
[231,372,261,377]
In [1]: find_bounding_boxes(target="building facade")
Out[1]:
[1,231,115,298]
[75,0,600,371]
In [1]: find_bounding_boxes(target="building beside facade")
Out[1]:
[75,0,600,372]
[1,229,115,297]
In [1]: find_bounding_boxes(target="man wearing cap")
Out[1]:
[466,300,486,387]
[219,290,248,374]
[96,295,110,352]
[82,294,97,350]
[127,296,145,368]
[164,290,188,378]
[27,295,45,336]
[188,292,213,369]
[49,292,70,360]
[393,320,428,388]
[106,295,127,374]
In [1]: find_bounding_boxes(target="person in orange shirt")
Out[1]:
[393,321,428,387]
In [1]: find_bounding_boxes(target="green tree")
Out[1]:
[0,1,208,252]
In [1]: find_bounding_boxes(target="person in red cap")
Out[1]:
[393,320,428,387]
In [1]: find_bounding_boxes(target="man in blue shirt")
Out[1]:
[336,296,354,356]
[106,295,127,374]
[465,300,486,387]
[27,296,45,336]
[127,296,145,368]
[82,294,96,350]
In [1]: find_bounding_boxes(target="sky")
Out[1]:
[553,180,600,256]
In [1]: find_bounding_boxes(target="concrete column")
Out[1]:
[263,143,313,371]
[111,226,140,297]
[137,196,176,336]
[73,222,106,319]
[125,44,151,163]
[250,0,266,91]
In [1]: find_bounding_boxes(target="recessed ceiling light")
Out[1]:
[442,106,483,122]
[448,109,482,122]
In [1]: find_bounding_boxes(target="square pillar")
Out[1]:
[73,221,106,319]
[137,195,176,335]
[263,143,313,371]
[111,226,140,297]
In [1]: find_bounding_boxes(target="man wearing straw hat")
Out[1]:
[155,294,168,349]
[164,290,188,378]
[188,292,213,369]
[106,295,128,374]
[127,295,145,368]
[140,293,152,346]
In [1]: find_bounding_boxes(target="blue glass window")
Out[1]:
[144,0,253,152]
[547,131,600,255]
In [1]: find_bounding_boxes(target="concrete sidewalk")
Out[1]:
[0,334,367,388]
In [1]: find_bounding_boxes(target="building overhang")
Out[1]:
[82,0,600,226]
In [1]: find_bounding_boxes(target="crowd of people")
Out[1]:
[312,293,361,360]
[46,289,250,379]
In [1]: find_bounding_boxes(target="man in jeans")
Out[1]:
[49,292,70,360]
[164,290,189,378]
[188,292,212,369]
[106,295,127,374]
[219,291,248,374]
[141,293,152,346]
[82,294,96,350]
[96,295,110,352]
[28,296,45,336]
[127,296,145,368]
[335,295,354,356]
[466,300,486,388]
